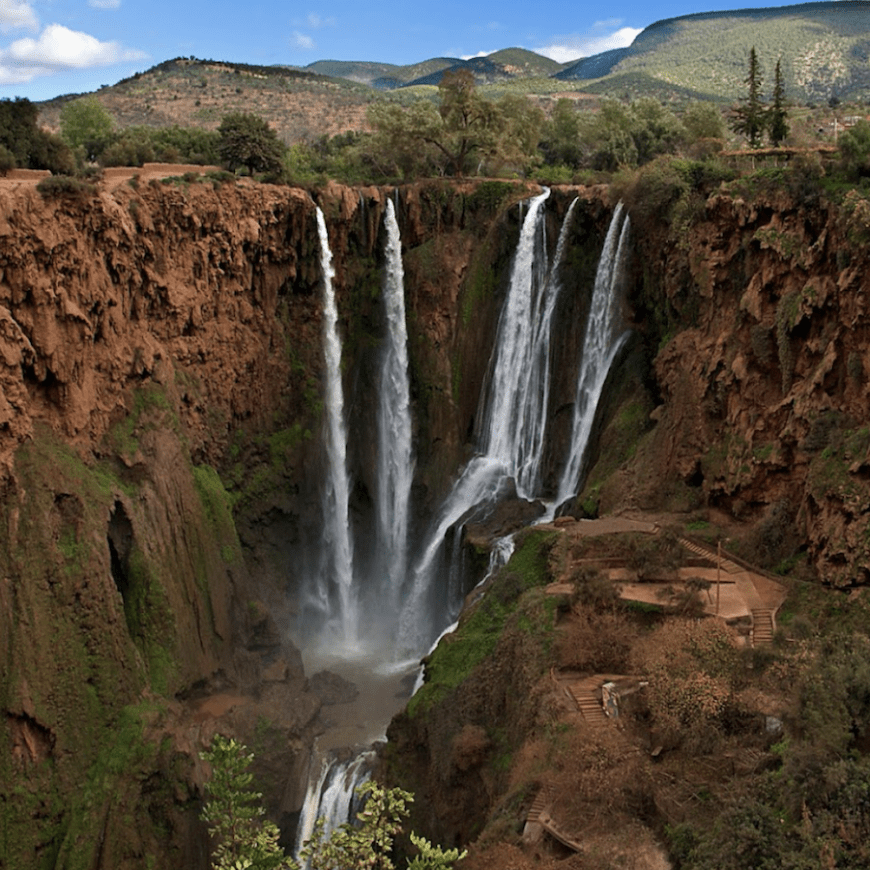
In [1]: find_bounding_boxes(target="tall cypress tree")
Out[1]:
[768,59,789,146]
[731,47,766,149]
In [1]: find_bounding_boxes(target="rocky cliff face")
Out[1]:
[4,169,866,868]
[0,174,602,868]
[605,186,870,586]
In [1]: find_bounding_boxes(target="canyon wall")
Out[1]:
[3,169,870,867]
[0,174,604,868]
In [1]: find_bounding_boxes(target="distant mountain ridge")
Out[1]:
[301,0,870,102]
[34,1,870,140]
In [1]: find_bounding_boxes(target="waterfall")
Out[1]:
[374,199,413,621]
[397,190,583,653]
[311,207,357,650]
[296,193,631,848]
[294,749,375,866]
[556,203,632,507]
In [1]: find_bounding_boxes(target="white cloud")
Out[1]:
[0,23,146,83]
[89,0,122,9]
[461,50,495,60]
[1,1,39,34]
[536,24,642,64]
[291,31,314,50]
[306,13,335,28]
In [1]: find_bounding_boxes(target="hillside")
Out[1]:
[36,57,378,142]
[31,2,870,149]
[588,0,870,103]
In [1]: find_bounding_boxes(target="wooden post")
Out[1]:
[716,540,721,615]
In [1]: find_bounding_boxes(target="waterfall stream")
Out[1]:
[374,199,414,623]
[295,193,630,855]
[309,207,357,651]
[556,203,632,508]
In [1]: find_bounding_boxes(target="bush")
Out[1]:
[99,135,155,168]
[0,144,15,175]
[36,176,97,198]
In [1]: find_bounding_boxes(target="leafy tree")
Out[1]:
[99,134,155,168]
[0,98,74,173]
[217,112,287,177]
[682,100,726,142]
[60,97,115,162]
[0,144,16,175]
[578,100,638,170]
[540,98,583,167]
[767,59,789,146]
[838,119,870,178]
[200,735,294,870]
[731,47,766,148]
[629,98,687,165]
[301,781,411,870]
[201,738,466,870]
[368,71,542,178]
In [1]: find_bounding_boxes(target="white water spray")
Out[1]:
[556,203,632,507]
[314,207,356,649]
[375,199,414,618]
[397,190,584,653]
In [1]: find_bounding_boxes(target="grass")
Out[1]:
[408,529,556,717]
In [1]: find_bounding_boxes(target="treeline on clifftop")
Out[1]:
[10,61,870,192]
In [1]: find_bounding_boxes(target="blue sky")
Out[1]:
[1,0,806,101]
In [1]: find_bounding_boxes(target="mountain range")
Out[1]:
[35,1,870,140]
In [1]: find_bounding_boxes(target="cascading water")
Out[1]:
[295,749,375,866]
[374,199,414,622]
[396,190,583,654]
[294,198,416,860]
[296,193,631,854]
[307,208,357,650]
[555,203,632,508]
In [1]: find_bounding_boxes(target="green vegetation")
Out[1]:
[731,47,767,148]
[60,97,116,162]
[0,97,75,174]
[217,111,287,178]
[367,69,544,178]
[201,737,465,870]
[408,529,556,716]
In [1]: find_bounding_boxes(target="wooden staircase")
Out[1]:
[565,684,608,727]
[751,608,774,646]
[523,790,584,852]
[678,538,742,574]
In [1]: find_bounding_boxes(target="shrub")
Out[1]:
[36,176,97,198]
[0,144,15,175]
[99,135,155,167]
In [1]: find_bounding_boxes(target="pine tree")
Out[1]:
[768,59,789,146]
[731,47,766,149]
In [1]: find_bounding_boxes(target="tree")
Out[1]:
[731,47,766,149]
[0,144,16,175]
[367,70,542,178]
[629,98,687,165]
[200,735,294,870]
[541,98,583,167]
[217,112,287,177]
[768,59,789,146]
[838,119,870,178]
[0,98,75,173]
[60,97,115,162]
[201,738,466,870]
[682,100,726,142]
